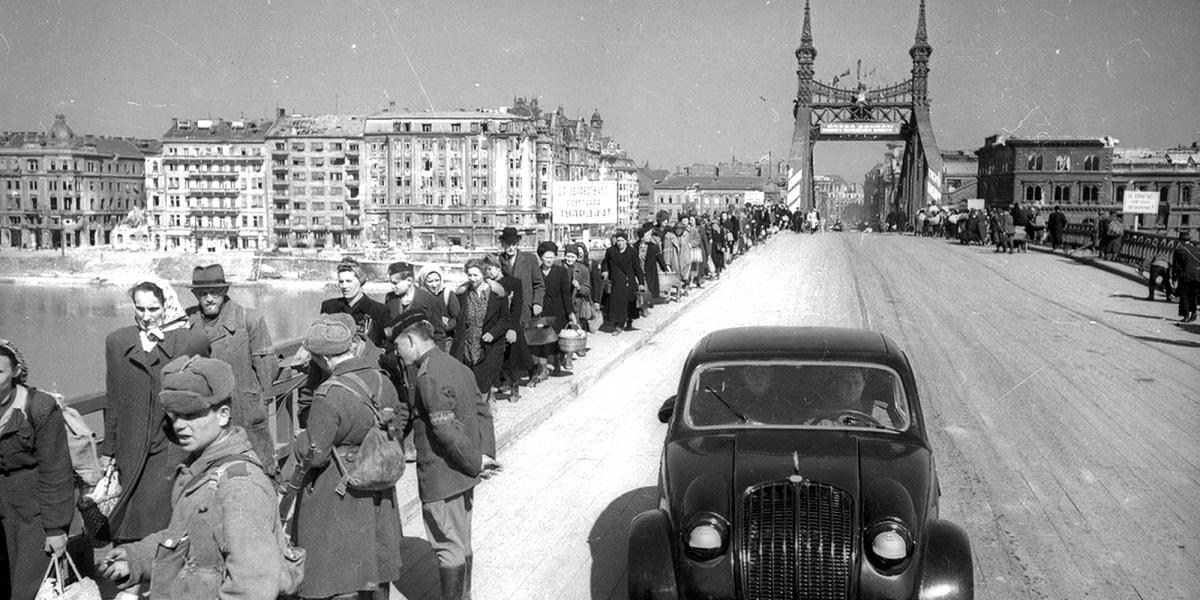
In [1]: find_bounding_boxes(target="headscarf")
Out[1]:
[417,265,445,293]
[0,338,29,385]
[132,276,190,344]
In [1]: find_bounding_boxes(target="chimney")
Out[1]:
[171,118,178,129]
[277,107,286,118]
[389,100,397,112]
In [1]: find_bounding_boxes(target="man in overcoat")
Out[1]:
[185,264,279,475]
[393,310,500,600]
[496,226,545,329]
[100,356,284,600]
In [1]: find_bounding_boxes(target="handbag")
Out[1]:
[86,462,122,516]
[524,316,559,346]
[36,552,101,600]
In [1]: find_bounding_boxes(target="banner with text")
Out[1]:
[819,122,902,137]
[1121,190,1158,214]
[552,181,619,224]
[743,190,765,205]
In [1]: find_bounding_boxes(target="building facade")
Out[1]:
[362,109,539,249]
[157,117,276,251]
[265,113,366,249]
[0,114,150,249]
[652,175,773,218]
[1111,146,1200,231]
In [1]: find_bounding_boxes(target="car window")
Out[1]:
[684,361,911,432]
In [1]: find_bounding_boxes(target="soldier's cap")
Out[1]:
[159,355,235,415]
[388,261,416,277]
[388,308,431,339]
[303,313,356,356]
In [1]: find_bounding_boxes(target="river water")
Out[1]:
[0,282,358,399]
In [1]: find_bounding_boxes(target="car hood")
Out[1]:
[666,430,933,526]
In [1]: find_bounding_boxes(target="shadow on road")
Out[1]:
[1108,293,1154,301]
[1104,309,1177,320]
[1128,334,1200,349]
[589,486,657,600]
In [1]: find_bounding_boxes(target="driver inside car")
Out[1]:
[808,367,896,428]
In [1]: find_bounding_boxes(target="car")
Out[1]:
[629,326,973,600]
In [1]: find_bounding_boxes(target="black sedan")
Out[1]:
[629,327,973,599]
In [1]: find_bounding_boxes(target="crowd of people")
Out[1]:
[0,203,791,600]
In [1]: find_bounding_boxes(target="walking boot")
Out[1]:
[439,565,467,600]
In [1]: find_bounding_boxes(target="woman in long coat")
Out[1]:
[290,344,403,599]
[602,231,646,335]
[530,241,575,377]
[451,258,512,397]
[0,339,74,600]
[484,256,533,399]
[662,223,691,289]
[103,277,209,542]
[635,226,668,301]
[563,244,596,333]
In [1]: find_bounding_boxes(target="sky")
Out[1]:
[0,0,1197,181]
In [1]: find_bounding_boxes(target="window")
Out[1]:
[1053,185,1071,203]
[1083,155,1100,171]
[1160,187,1170,206]
[1183,186,1193,205]
[1055,155,1070,171]
[1027,154,1042,171]
[1115,185,1126,202]
[451,123,462,133]
[421,123,432,133]
[1082,185,1100,204]
[1024,185,1043,203]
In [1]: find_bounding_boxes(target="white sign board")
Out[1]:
[743,190,765,205]
[967,198,985,211]
[1121,190,1158,214]
[819,122,902,136]
[552,181,618,225]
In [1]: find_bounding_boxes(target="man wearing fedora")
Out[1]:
[186,264,280,475]
[497,227,544,381]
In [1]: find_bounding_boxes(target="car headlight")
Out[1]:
[865,520,914,573]
[682,513,729,562]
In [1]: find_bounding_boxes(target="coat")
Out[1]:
[103,324,210,540]
[320,293,390,349]
[635,240,668,298]
[496,275,534,373]
[602,244,645,326]
[291,358,404,598]
[122,429,281,600]
[385,286,447,345]
[408,347,484,502]
[662,230,691,277]
[451,280,512,394]
[498,250,544,326]
[186,301,278,474]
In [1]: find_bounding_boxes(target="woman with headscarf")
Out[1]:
[450,258,511,399]
[662,221,691,297]
[102,277,210,546]
[0,339,74,600]
[602,230,646,335]
[563,244,596,336]
[484,255,534,399]
[419,265,460,352]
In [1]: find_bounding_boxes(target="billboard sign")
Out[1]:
[743,190,765,205]
[819,122,902,137]
[1121,190,1158,214]
[552,181,618,224]
[967,198,985,211]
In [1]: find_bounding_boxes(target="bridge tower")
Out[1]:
[785,0,943,226]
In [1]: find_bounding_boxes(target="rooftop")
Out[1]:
[655,175,772,191]
[265,114,366,138]
[163,117,277,141]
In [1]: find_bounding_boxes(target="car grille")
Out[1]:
[739,480,855,599]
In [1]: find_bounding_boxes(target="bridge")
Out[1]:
[786,0,942,228]
[65,228,1198,599]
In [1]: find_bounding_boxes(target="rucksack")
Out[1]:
[4,386,103,486]
[1106,219,1124,237]
[204,455,306,596]
[321,370,406,495]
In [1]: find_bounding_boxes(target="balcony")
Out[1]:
[189,206,239,216]
[273,222,291,231]
[273,206,291,216]
[272,180,290,189]
[346,222,363,231]
[189,171,239,179]
[194,225,240,236]
[192,188,239,197]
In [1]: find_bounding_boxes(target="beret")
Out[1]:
[388,308,431,339]
[388,261,416,276]
[159,355,235,415]
[303,313,356,356]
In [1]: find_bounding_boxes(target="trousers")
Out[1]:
[421,489,473,569]
[0,469,51,600]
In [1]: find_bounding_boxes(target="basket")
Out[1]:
[524,316,559,346]
[658,271,682,291]
[557,324,588,353]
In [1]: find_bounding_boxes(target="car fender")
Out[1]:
[918,519,974,600]
[628,509,679,600]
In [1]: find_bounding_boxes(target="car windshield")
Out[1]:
[683,361,912,432]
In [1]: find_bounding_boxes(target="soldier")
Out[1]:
[99,356,284,600]
[1173,230,1200,323]
[392,309,500,600]
[185,264,279,475]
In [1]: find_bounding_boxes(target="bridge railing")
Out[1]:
[1057,224,1189,268]
[71,338,309,452]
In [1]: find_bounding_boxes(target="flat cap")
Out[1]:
[388,308,431,339]
[388,261,416,276]
[159,355,235,415]
[303,313,356,356]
